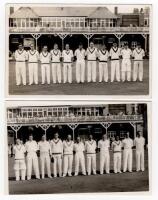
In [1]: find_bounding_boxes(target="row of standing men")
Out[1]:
[14,42,145,86]
[12,131,145,181]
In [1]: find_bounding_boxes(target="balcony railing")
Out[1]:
[7,114,143,125]
[9,26,149,33]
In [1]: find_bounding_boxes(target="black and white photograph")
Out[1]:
[7,102,149,194]
[7,4,150,96]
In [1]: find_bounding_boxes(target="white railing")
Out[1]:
[7,114,143,124]
[9,26,149,33]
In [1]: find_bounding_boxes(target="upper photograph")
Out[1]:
[6,4,151,96]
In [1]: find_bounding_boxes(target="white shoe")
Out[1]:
[68,174,72,177]
[74,173,78,176]
[48,176,52,178]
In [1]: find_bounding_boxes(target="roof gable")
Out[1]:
[88,7,118,19]
[10,7,39,18]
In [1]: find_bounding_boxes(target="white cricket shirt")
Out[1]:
[121,48,132,59]
[98,50,109,61]
[63,140,74,155]
[85,140,96,154]
[122,138,133,149]
[98,139,110,153]
[27,50,39,62]
[50,139,63,154]
[109,47,121,60]
[62,50,73,62]
[50,49,61,63]
[132,48,145,61]
[86,47,98,61]
[73,142,85,153]
[13,145,26,159]
[112,141,122,152]
[15,49,27,61]
[38,141,51,153]
[40,52,51,64]
[134,137,145,151]
[74,48,86,62]
[25,140,38,153]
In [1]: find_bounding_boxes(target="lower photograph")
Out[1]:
[6,101,150,194]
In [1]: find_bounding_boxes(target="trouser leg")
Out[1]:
[68,64,72,83]
[46,154,51,177]
[111,62,115,82]
[28,63,33,85]
[63,64,68,83]
[114,153,117,173]
[57,63,61,83]
[33,155,40,178]
[14,160,20,181]
[81,62,85,83]
[76,62,80,83]
[41,65,45,84]
[34,63,38,84]
[27,156,32,179]
[128,150,132,172]
[133,61,138,81]
[87,62,92,82]
[15,62,21,85]
[92,154,96,174]
[57,155,62,177]
[140,151,145,171]
[105,153,110,173]
[123,150,128,172]
[21,169,26,180]
[118,153,122,172]
[87,155,91,175]
[75,154,79,175]
[116,61,120,82]
[46,65,50,84]
[92,62,97,82]
[100,154,105,174]
[53,156,57,177]
[21,64,26,85]
[139,61,143,81]
[127,60,131,81]
[40,155,45,178]
[68,155,73,176]
[15,170,20,181]
[99,63,103,82]
[52,63,57,83]
[80,153,86,174]
[63,155,68,176]
[104,63,108,82]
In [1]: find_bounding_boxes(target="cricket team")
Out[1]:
[14,41,145,86]
[12,131,145,181]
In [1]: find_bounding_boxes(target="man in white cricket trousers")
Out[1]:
[73,136,86,176]
[134,131,145,172]
[25,134,40,180]
[27,44,39,85]
[50,133,63,177]
[13,139,26,181]
[14,43,27,85]
[62,44,73,83]
[98,134,110,174]
[111,136,122,173]
[85,134,97,175]
[98,44,109,82]
[38,135,52,179]
[132,43,145,82]
[86,42,98,82]
[109,42,121,82]
[74,43,86,83]
[122,132,133,172]
[121,43,132,82]
[50,43,62,83]
[39,45,51,84]
[63,135,74,177]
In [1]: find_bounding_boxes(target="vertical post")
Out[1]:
[118,38,121,48]
[62,38,64,51]
[72,128,75,141]
[133,124,136,139]
[15,130,17,139]
[35,38,37,50]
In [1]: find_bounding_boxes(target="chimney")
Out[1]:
[10,7,14,15]
[114,6,118,15]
